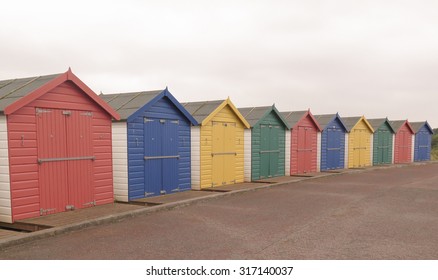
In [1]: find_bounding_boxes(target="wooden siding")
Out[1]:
[111,122,128,202]
[7,81,114,222]
[191,126,201,190]
[290,115,318,174]
[393,124,413,164]
[199,105,245,188]
[347,120,373,168]
[316,132,321,172]
[244,129,251,182]
[285,130,291,175]
[344,134,349,168]
[127,97,191,199]
[0,116,12,223]
[411,135,415,162]
[320,117,346,171]
[250,111,285,180]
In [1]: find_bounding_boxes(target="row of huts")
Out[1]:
[0,70,433,223]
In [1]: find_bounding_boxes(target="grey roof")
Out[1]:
[0,73,61,112]
[341,116,362,132]
[409,121,428,133]
[281,111,307,128]
[313,114,337,129]
[181,100,225,123]
[100,90,163,120]
[389,120,407,132]
[366,118,395,132]
[238,106,272,127]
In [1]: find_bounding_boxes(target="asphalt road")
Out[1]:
[1,164,438,259]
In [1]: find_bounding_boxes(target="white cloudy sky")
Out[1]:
[1,0,437,127]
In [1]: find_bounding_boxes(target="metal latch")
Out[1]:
[40,208,56,215]
[160,190,166,195]
[62,110,72,116]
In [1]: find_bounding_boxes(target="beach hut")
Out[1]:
[410,121,433,162]
[314,113,348,171]
[390,120,414,164]
[343,116,374,168]
[238,105,290,181]
[101,89,197,201]
[281,110,322,175]
[367,118,395,165]
[182,98,250,189]
[0,69,119,223]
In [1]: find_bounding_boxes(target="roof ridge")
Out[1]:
[0,76,40,101]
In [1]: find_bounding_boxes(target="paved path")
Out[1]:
[1,164,437,259]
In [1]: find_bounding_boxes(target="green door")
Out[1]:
[376,129,391,164]
[260,125,270,178]
[260,124,280,178]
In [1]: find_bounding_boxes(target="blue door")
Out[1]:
[416,131,431,161]
[144,118,179,196]
[326,127,342,169]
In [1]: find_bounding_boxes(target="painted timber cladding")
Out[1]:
[391,121,414,164]
[411,122,433,162]
[369,120,394,165]
[191,126,201,189]
[345,117,374,168]
[184,99,249,189]
[284,130,291,175]
[0,115,11,223]
[243,129,251,182]
[283,112,321,175]
[249,111,285,180]
[7,81,114,221]
[102,90,196,200]
[111,122,128,202]
[127,98,192,199]
[201,105,245,187]
[316,115,347,171]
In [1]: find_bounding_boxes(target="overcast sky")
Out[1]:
[1,0,437,127]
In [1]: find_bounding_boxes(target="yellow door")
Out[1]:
[224,122,236,185]
[212,122,225,186]
[211,121,236,186]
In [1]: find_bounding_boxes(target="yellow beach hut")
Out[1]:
[342,116,375,168]
[182,98,250,189]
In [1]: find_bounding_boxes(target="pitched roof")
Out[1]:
[181,98,250,128]
[389,120,414,133]
[341,116,362,131]
[181,100,224,124]
[100,90,162,120]
[101,88,197,124]
[0,69,119,119]
[367,118,395,133]
[313,113,348,132]
[409,121,433,134]
[0,73,60,112]
[280,111,308,128]
[238,105,290,128]
[281,110,322,131]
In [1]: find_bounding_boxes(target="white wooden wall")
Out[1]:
[191,126,201,190]
[411,135,415,162]
[0,116,11,223]
[243,129,252,182]
[111,122,129,202]
[344,134,349,168]
[392,134,395,164]
[285,130,291,176]
[316,132,321,172]
[370,134,374,165]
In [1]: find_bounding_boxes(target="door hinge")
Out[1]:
[40,208,56,215]
[144,192,155,197]
[62,110,72,116]
[170,120,179,124]
[80,112,93,117]
[144,118,154,123]
[36,108,52,115]
[160,190,167,195]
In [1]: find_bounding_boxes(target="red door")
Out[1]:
[399,131,411,163]
[36,108,94,216]
[297,126,314,173]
